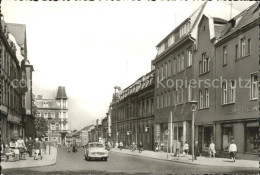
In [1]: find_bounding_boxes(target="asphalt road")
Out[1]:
[2,148,258,175]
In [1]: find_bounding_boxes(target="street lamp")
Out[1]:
[189,100,198,162]
[47,116,52,155]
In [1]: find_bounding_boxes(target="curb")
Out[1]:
[111,150,258,168]
[2,147,57,170]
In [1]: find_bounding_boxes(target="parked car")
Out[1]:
[84,142,109,161]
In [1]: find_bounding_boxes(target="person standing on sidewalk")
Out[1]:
[17,137,26,160]
[208,141,216,158]
[175,140,181,157]
[26,137,34,157]
[34,138,42,160]
[194,141,199,160]
[9,138,19,161]
[229,140,237,162]
[138,142,143,153]
[183,141,189,156]
[119,141,123,150]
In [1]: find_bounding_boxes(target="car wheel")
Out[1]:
[104,158,107,161]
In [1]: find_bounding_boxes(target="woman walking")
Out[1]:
[17,137,26,159]
[183,141,189,156]
[229,140,237,162]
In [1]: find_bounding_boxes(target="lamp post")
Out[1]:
[189,100,198,162]
[114,86,121,143]
[47,116,52,155]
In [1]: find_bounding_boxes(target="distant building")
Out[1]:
[35,86,69,146]
[111,70,155,150]
[72,125,95,146]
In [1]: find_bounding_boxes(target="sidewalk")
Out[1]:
[1,146,57,170]
[111,148,258,168]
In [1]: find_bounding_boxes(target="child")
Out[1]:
[183,141,189,155]
[229,140,237,162]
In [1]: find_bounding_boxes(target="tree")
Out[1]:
[34,117,48,138]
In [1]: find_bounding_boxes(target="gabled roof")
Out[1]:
[56,86,68,99]
[218,2,259,42]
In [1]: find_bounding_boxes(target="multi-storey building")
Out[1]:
[72,125,94,147]
[194,3,259,159]
[151,1,239,153]
[0,17,34,144]
[35,86,69,146]
[111,70,155,150]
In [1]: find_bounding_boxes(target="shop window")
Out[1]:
[222,125,233,151]
[245,122,258,154]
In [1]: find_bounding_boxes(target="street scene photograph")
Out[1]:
[0,0,259,174]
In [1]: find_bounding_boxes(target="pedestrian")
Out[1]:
[115,142,119,149]
[229,140,237,162]
[34,138,42,160]
[39,138,45,157]
[175,140,181,157]
[194,141,199,160]
[26,137,34,157]
[138,142,143,153]
[17,136,26,160]
[183,141,189,155]
[119,141,123,150]
[155,140,159,152]
[10,138,19,161]
[208,141,216,158]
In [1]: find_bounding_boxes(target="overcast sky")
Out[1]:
[2,1,255,130]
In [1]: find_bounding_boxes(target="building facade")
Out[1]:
[111,70,155,150]
[72,125,94,147]
[35,86,69,146]
[0,17,34,144]
[211,3,258,159]
[151,1,240,153]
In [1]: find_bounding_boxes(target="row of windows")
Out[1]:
[157,48,193,80]
[42,111,67,118]
[223,37,251,65]
[156,85,192,109]
[1,80,20,111]
[157,21,191,55]
[1,46,19,79]
[115,98,154,122]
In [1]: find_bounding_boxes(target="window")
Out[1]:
[223,46,227,65]
[187,49,192,67]
[248,38,251,55]
[168,90,171,107]
[168,60,171,77]
[164,92,167,107]
[241,38,245,57]
[205,88,209,108]
[51,112,55,119]
[172,90,176,106]
[157,95,160,109]
[168,34,175,46]
[165,63,168,78]
[160,65,164,79]
[172,57,176,75]
[151,99,154,114]
[177,55,181,72]
[44,113,48,118]
[158,43,165,55]
[235,45,238,59]
[180,53,184,71]
[160,93,163,108]
[188,84,192,102]
[230,80,236,103]
[180,21,191,37]
[199,90,203,109]
[51,124,55,130]
[222,82,228,104]
[250,73,258,100]
[22,95,25,108]
[200,53,209,74]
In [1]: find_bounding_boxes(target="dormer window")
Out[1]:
[168,34,175,46]
[180,21,191,37]
[158,43,165,55]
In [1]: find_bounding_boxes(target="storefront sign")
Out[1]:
[226,106,258,115]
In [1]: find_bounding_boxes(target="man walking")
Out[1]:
[26,137,34,157]
[229,140,237,162]
[175,140,181,157]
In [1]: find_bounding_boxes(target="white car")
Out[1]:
[84,142,109,161]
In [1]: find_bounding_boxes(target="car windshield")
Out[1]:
[89,143,103,148]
